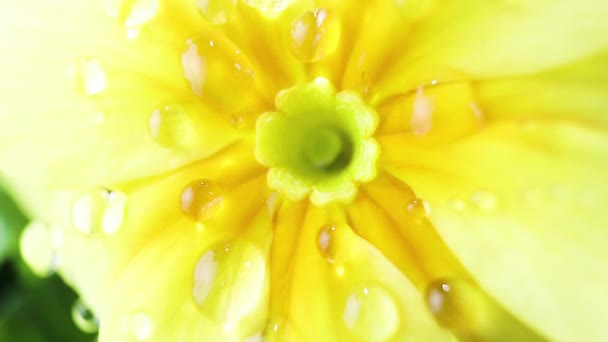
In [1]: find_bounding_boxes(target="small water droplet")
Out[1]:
[411,87,433,136]
[523,189,544,206]
[149,105,195,147]
[242,0,291,16]
[230,115,244,128]
[181,34,255,111]
[70,188,127,236]
[316,224,350,264]
[126,312,153,341]
[264,318,300,342]
[447,198,466,211]
[289,8,341,63]
[471,191,497,211]
[19,222,60,277]
[71,299,99,333]
[180,179,223,222]
[405,197,429,220]
[193,240,266,324]
[68,58,107,95]
[342,284,400,341]
[196,0,237,25]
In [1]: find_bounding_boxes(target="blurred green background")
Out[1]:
[0,188,97,342]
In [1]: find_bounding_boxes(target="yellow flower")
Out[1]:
[1,0,608,341]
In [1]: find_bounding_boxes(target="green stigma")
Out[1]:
[255,77,379,206]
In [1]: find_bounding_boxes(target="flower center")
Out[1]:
[303,127,352,172]
[255,77,379,206]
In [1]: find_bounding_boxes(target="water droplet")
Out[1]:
[426,278,545,340]
[523,189,545,206]
[244,333,265,342]
[124,0,159,27]
[316,224,351,264]
[180,179,223,222]
[405,197,429,220]
[264,318,300,342]
[447,198,466,211]
[193,240,266,324]
[411,87,433,136]
[126,312,153,341]
[148,105,195,147]
[71,299,99,333]
[471,191,497,211]
[181,34,255,111]
[289,8,341,63]
[343,285,400,341]
[242,0,291,16]
[230,115,244,128]
[68,58,107,95]
[196,0,237,25]
[19,222,60,277]
[70,188,127,236]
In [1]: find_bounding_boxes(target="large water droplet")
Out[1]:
[289,8,341,63]
[181,34,255,111]
[471,191,497,211]
[242,0,291,16]
[68,58,107,95]
[342,284,400,341]
[126,312,154,341]
[196,0,237,25]
[19,222,60,277]
[148,105,195,148]
[70,188,127,236]
[71,299,99,333]
[193,240,266,324]
[411,87,434,136]
[317,224,351,264]
[124,0,159,27]
[180,179,223,222]
[426,278,547,340]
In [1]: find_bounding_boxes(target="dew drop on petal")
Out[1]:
[196,0,237,25]
[71,299,99,333]
[70,188,127,236]
[180,179,224,222]
[126,312,154,341]
[192,240,266,324]
[149,105,195,148]
[447,198,466,211]
[316,224,350,264]
[124,0,159,27]
[243,333,265,342]
[342,285,400,341]
[426,278,544,340]
[264,318,300,342]
[411,87,433,136]
[19,222,59,277]
[405,197,429,221]
[181,34,255,111]
[242,0,291,15]
[471,191,497,211]
[290,8,341,63]
[68,58,107,95]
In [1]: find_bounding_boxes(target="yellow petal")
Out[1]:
[0,0,243,188]
[382,116,608,340]
[268,201,449,341]
[374,0,608,101]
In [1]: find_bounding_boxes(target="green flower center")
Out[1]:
[255,78,379,206]
[303,127,352,172]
